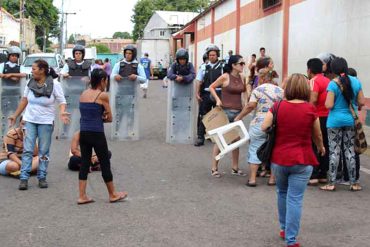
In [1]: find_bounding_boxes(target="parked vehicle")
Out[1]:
[22,53,64,77]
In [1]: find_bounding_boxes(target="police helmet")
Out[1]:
[175,48,189,62]
[7,46,22,58]
[205,44,220,57]
[123,45,137,60]
[202,53,208,63]
[73,45,85,60]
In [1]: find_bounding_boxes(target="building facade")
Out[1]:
[174,0,370,121]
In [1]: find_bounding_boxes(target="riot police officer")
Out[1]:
[61,45,92,77]
[194,44,224,146]
[111,45,147,84]
[167,48,195,84]
[0,46,26,81]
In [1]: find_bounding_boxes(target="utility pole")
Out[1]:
[59,0,65,55]
[19,0,25,59]
[64,12,76,47]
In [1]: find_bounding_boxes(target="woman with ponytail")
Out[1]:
[9,59,70,190]
[208,55,247,178]
[320,57,364,191]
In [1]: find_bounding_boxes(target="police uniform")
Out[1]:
[111,59,147,84]
[196,60,224,142]
[61,60,92,77]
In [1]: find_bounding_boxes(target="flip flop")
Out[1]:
[246,180,257,187]
[77,198,95,205]
[110,192,128,203]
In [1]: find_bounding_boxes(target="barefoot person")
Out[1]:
[78,68,127,204]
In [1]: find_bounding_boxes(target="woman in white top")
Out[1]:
[9,59,70,190]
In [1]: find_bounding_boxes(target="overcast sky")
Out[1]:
[53,0,138,38]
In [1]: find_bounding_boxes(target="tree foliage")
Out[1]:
[113,32,132,39]
[2,0,59,51]
[131,0,211,41]
[89,44,111,54]
[68,34,75,44]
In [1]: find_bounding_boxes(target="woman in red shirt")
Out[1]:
[262,74,325,247]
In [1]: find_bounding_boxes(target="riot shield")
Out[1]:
[0,78,26,138]
[110,77,140,141]
[58,76,89,139]
[166,80,197,144]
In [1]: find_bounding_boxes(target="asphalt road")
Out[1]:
[1,80,370,247]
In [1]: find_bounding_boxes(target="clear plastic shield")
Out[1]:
[110,78,140,141]
[166,80,197,144]
[0,78,26,138]
[58,76,89,139]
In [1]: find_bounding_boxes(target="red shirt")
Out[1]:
[310,74,330,117]
[271,101,318,166]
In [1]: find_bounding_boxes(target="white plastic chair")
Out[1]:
[206,120,250,160]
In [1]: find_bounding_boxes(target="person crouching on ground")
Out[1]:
[68,131,113,172]
[78,69,127,204]
[262,74,325,247]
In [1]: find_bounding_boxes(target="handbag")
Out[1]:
[334,80,367,154]
[257,100,281,163]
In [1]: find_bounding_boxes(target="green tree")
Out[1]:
[112,32,132,39]
[131,0,210,41]
[89,44,111,53]
[2,0,60,51]
[68,34,75,44]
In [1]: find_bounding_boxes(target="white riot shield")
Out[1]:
[166,80,197,144]
[110,78,140,141]
[0,78,26,138]
[58,76,89,139]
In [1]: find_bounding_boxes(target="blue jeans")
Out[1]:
[271,163,313,246]
[20,122,53,181]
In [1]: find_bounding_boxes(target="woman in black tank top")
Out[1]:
[77,69,128,204]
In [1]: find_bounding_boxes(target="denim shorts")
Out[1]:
[0,160,10,175]
[247,123,267,164]
[223,108,241,122]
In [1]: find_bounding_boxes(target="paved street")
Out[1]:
[1,80,370,247]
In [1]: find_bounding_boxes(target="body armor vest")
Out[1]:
[67,60,91,76]
[202,61,223,92]
[119,61,138,77]
[3,63,20,74]
[174,63,191,76]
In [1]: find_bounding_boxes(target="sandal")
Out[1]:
[320,184,336,191]
[350,184,362,191]
[211,169,221,178]
[308,179,319,186]
[246,180,257,187]
[231,168,247,176]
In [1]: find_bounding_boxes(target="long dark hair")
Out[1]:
[331,57,353,104]
[33,59,58,79]
[90,69,107,89]
[224,55,243,73]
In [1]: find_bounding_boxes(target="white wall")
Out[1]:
[143,13,170,39]
[197,38,211,68]
[289,0,370,96]
[0,12,20,45]
[215,0,236,21]
[214,29,236,59]
[140,39,170,67]
[197,12,212,31]
[239,12,283,78]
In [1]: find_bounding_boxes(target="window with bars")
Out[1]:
[262,0,282,10]
[159,30,166,36]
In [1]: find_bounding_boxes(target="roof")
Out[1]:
[155,11,199,26]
